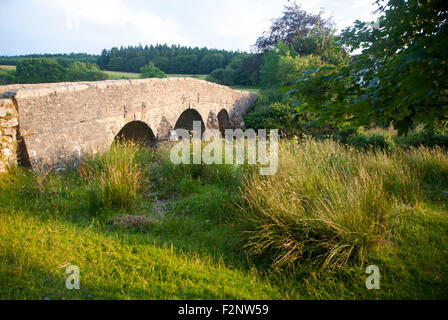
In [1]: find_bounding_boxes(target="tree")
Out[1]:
[199,54,224,74]
[15,58,67,83]
[260,41,324,88]
[68,62,108,81]
[206,54,252,86]
[96,44,242,75]
[140,62,167,79]
[255,1,334,52]
[290,0,448,134]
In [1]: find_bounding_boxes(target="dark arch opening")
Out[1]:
[114,121,157,147]
[174,109,205,133]
[217,109,232,135]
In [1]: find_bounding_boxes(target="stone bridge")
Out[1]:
[0,78,257,171]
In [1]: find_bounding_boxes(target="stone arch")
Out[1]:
[114,120,156,147]
[174,109,205,133]
[217,109,232,135]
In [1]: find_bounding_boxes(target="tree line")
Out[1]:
[0,53,98,67]
[0,45,260,86]
[97,44,243,75]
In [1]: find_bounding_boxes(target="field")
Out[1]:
[1,139,447,299]
[0,65,16,71]
[103,70,140,80]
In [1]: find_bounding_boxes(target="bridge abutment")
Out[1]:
[0,99,18,172]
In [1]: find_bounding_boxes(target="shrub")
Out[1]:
[68,62,108,81]
[140,62,167,79]
[206,54,252,86]
[395,129,448,149]
[243,102,300,137]
[16,58,67,83]
[347,130,396,151]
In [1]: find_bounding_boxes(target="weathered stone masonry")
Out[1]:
[0,99,18,172]
[0,78,257,171]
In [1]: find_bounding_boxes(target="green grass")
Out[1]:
[0,140,447,299]
[103,70,141,80]
[0,65,16,71]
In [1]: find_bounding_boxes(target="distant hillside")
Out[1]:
[0,53,98,67]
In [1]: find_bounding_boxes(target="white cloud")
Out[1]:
[38,0,188,45]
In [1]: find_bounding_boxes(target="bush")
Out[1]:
[140,62,167,79]
[206,68,235,85]
[68,62,108,82]
[16,58,67,83]
[260,42,323,88]
[395,129,448,149]
[347,129,396,151]
[206,54,252,86]
[243,102,300,137]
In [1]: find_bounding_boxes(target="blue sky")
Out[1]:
[0,0,379,56]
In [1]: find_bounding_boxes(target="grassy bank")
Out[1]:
[0,140,447,299]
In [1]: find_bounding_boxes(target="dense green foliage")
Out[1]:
[0,53,98,67]
[244,2,349,136]
[2,58,107,84]
[15,58,67,83]
[255,2,334,52]
[0,67,17,85]
[289,0,448,134]
[139,62,167,79]
[259,41,324,88]
[67,62,108,82]
[98,44,242,75]
[206,54,255,86]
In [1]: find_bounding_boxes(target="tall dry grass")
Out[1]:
[238,138,448,269]
[81,142,150,214]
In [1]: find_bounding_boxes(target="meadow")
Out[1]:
[1,137,447,299]
[0,65,16,71]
